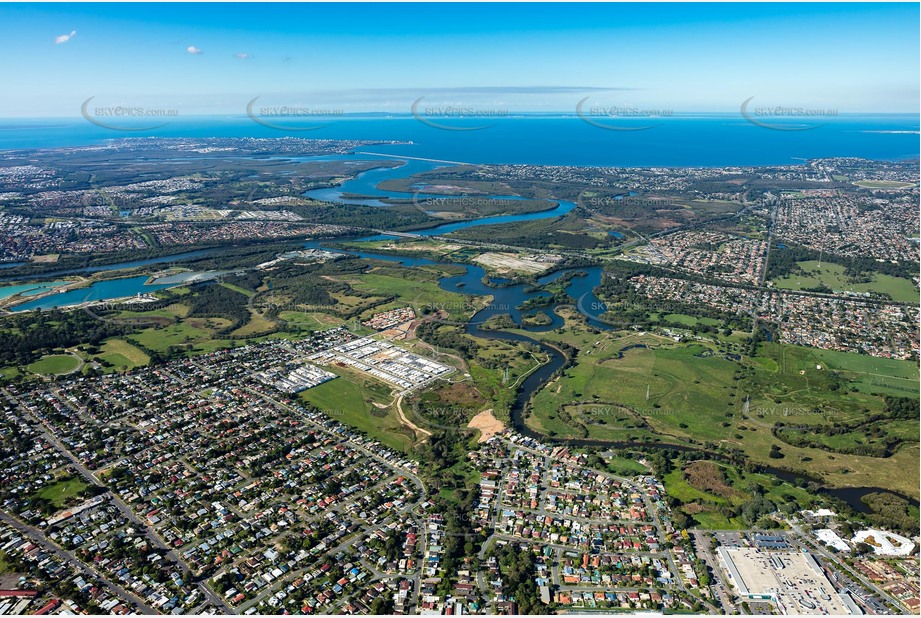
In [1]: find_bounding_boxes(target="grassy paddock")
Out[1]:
[520,317,919,497]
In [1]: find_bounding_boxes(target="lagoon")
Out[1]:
[11,276,176,311]
[0,281,71,301]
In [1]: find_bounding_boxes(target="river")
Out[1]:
[6,154,576,309]
[5,152,914,511]
[306,236,919,512]
[299,157,917,512]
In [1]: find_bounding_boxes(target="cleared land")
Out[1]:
[473,252,555,275]
[467,409,505,443]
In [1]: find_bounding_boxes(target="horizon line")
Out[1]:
[1,111,919,121]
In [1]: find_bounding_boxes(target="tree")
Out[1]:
[370,595,394,614]
[852,542,873,556]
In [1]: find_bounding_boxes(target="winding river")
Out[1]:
[8,153,916,511]
[304,155,919,512]
[315,240,920,511]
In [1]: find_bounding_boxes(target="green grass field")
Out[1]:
[772,261,918,302]
[299,370,416,452]
[663,313,721,327]
[521,317,920,497]
[690,511,745,530]
[220,282,256,298]
[116,302,189,321]
[853,180,916,189]
[528,334,739,442]
[664,468,729,504]
[128,320,232,355]
[279,311,344,332]
[230,309,277,338]
[27,354,80,375]
[604,454,650,476]
[35,476,90,508]
[97,339,150,371]
[759,342,920,400]
[0,367,21,381]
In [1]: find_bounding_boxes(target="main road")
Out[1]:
[0,509,158,614]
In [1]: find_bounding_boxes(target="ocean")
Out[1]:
[0,114,917,168]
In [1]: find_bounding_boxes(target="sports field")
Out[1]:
[27,354,80,375]
[771,261,918,302]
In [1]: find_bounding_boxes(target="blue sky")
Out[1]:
[0,2,918,117]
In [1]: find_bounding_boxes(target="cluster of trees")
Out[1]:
[772,396,919,458]
[289,201,434,231]
[436,488,486,597]
[414,424,487,596]
[490,543,543,614]
[187,284,250,330]
[884,395,920,419]
[644,448,811,529]
[860,492,920,535]
[415,323,479,359]
[675,490,781,530]
[774,424,898,458]
[0,308,131,367]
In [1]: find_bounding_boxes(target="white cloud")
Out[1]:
[233,53,250,60]
[54,30,76,45]
[186,46,204,55]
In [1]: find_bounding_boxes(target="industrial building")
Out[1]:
[717,546,862,615]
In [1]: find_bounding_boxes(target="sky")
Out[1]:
[0,2,918,117]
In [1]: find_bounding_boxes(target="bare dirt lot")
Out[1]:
[473,252,555,274]
[468,409,505,443]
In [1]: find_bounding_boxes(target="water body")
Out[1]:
[303,153,578,238]
[307,237,911,512]
[305,157,449,206]
[2,115,918,167]
[0,281,70,301]
[304,237,606,331]
[303,153,579,236]
[4,118,916,510]
[11,276,176,311]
